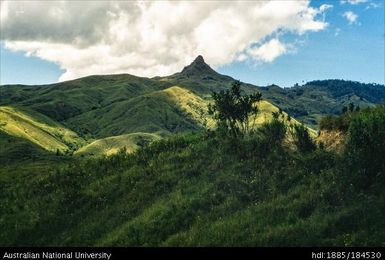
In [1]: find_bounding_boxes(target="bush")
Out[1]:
[319,114,351,132]
[208,81,262,138]
[292,124,316,153]
[344,106,385,190]
[258,118,287,150]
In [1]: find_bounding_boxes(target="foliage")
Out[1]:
[1,57,384,246]
[1,106,384,246]
[319,113,352,132]
[343,106,385,191]
[260,79,385,127]
[258,117,287,149]
[292,124,316,153]
[208,81,262,138]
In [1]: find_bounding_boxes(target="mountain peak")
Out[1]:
[193,55,205,64]
[180,55,218,77]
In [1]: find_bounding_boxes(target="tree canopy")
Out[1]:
[208,81,262,138]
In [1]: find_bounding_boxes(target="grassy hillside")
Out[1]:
[0,74,170,122]
[1,106,384,246]
[0,131,49,164]
[1,57,383,135]
[0,87,314,157]
[75,133,161,157]
[71,97,314,157]
[160,57,385,128]
[0,80,310,157]
[64,86,206,138]
[65,85,303,139]
[257,80,385,127]
[162,86,215,128]
[0,106,85,152]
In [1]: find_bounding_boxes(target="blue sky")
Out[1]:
[218,0,385,87]
[0,0,384,87]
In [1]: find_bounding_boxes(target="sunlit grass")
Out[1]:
[75,132,161,157]
[0,106,84,152]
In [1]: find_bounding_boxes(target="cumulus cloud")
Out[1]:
[247,39,287,63]
[0,0,330,81]
[343,11,359,24]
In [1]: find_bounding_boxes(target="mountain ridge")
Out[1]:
[1,55,384,156]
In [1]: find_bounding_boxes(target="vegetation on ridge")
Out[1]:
[0,84,384,246]
[0,56,384,246]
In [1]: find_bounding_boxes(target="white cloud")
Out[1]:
[340,0,368,5]
[319,4,333,12]
[0,0,330,81]
[247,39,287,63]
[343,11,358,24]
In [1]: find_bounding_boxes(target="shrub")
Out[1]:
[258,118,287,150]
[208,81,262,138]
[292,124,316,153]
[344,106,385,190]
[319,114,351,132]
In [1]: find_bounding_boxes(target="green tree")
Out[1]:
[208,81,262,138]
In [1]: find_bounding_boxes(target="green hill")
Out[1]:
[0,55,384,246]
[1,106,384,246]
[257,80,385,127]
[0,131,48,163]
[159,57,385,128]
[1,56,368,160]
[0,74,171,122]
[1,56,383,136]
[0,106,85,152]
[0,84,314,157]
[64,86,209,138]
[75,133,161,157]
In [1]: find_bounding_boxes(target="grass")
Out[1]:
[75,132,161,157]
[0,92,315,157]
[163,86,215,128]
[0,106,85,152]
[0,59,384,246]
[1,107,384,246]
[1,69,383,136]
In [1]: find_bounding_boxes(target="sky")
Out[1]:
[0,0,384,87]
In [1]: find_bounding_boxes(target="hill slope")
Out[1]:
[0,131,49,164]
[64,86,208,138]
[0,106,85,152]
[1,106,384,246]
[0,74,171,122]
[1,82,301,157]
[1,56,384,134]
[75,133,161,157]
[257,80,385,126]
